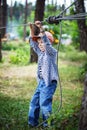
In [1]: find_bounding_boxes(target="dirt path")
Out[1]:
[1,64,37,78]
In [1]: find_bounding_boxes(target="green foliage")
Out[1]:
[2,42,19,51]
[17,26,30,38]
[9,45,30,65]
[59,44,87,62]
[17,26,24,38]
[59,44,87,82]
[17,11,34,38]
[2,41,30,65]
[43,20,79,48]
[62,21,79,43]
[70,6,76,15]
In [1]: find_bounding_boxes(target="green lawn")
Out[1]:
[0,41,87,130]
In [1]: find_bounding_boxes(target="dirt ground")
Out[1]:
[1,65,37,78]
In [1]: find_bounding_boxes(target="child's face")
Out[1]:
[37,38,45,52]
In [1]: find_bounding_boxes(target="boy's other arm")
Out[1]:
[42,34,57,56]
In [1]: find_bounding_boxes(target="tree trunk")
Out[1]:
[23,0,28,41]
[34,0,45,21]
[0,0,3,37]
[0,33,2,62]
[30,0,45,63]
[78,74,87,130]
[0,0,2,61]
[0,0,7,38]
[10,0,13,21]
[75,0,87,52]
[0,0,7,61]
[2,0,7,37]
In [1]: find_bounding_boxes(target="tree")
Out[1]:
[23,0,28,41]
[74,1,87,129]
[0,0,2,61]
[2,0,7,38]
[0,0,7,38]
[30,0,45,63]
[34,0,45,21]
[78,74,87,130]
[0,0,7,61]
[0,33,2,62]
[75,0,87,52]
[13,1,20,21]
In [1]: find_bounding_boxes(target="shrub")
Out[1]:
[9,45,30,65]
[2,42,18,51]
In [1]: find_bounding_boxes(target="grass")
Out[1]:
[0,42,87,130]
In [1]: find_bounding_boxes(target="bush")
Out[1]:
[2,42,18,51]
[9,45,30,65]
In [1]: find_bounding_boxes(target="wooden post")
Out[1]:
[78,74,87,130]
[0,32,2,62]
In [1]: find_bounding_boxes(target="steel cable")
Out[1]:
[0,12,87,30]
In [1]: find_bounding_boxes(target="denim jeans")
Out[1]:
[28,79,57,127]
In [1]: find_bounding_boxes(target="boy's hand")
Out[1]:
[35,21,45,34]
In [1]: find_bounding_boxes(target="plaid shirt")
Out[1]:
[29,34,58,86]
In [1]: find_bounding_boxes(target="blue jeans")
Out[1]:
[28,79,57,127]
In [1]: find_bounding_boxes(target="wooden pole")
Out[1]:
[0,32,2,62]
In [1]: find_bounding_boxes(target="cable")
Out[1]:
[0,12,87,30]
[56,21,63,113]
[0,23,29,30]
[46,12,87,24]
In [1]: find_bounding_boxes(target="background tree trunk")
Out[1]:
[2,0,7,38]
[0,0,7,38]
[0,33,2,62]
[30,0,45,63]
[34,0,45,21]
[23,0,28,41]
[78,74,87,130]
[0,0,7,61]
[75,0,87,52]
[0,0,2,61]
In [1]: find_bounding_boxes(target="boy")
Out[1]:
[28,22,58,127]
